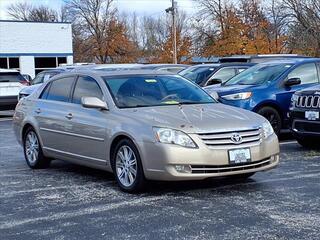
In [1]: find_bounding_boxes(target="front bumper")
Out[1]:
[290,109,320,138]
[140,133,279,181]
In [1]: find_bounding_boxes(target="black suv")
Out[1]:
[290,85,320,147]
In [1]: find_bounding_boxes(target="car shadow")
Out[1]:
[48,159,261,195]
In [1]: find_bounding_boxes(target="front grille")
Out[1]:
[296,95,320,108]
[198,128,262,148]
[294,121,320,133]
[191,158,271,174]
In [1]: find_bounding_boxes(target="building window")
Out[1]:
[0,57,20,70]
[34,57,67,74]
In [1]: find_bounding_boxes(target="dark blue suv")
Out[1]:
[204,58,320,135]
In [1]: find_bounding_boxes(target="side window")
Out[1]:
[72,76,103,104]
[211,68,236,83]
[40,83,51,99]
[32,72,45,84]
[46,77,75,102]
[43,74,51,82]
[288,63,319,84]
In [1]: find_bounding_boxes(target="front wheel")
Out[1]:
[112,139,146,193]
[257,107,282,136]
[23,127,51,169]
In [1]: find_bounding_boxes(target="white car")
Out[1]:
[0,69,28,110]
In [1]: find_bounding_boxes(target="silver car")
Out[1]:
[13,70,279,192]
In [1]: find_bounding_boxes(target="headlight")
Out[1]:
[262,121,274,139]
[153,127,197,148]
[221,92,252,100]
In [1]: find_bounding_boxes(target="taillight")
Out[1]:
[20,80,30,86]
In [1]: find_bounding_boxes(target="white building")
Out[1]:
[0,20,73,78]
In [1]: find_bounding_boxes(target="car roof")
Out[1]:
[56,69,176,79]
[185,63,255,69]
[257,58,320,65]
[139,64,190,69]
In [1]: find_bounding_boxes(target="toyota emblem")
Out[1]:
[231,133,242,144]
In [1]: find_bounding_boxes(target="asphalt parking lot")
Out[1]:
[1,114,320,240]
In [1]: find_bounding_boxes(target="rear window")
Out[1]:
[0,72,25,82]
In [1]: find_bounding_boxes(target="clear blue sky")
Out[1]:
[0,0,196,20]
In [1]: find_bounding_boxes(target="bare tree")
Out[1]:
[7,2,32,21]
[7,2,67,22]
[284,0,320,56]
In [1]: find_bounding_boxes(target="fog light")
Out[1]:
[175,165,192,173]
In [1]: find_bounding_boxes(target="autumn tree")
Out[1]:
[67,0,138,63]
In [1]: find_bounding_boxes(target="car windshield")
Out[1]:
[179,66,216,84]
[0,72,25,82]
[224,63,293,86]
[103,75,215,108]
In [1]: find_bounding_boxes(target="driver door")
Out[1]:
[276,62,320,120]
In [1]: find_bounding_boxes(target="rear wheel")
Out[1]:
[112,139,146,193]
[257,107,282,136]
[23,127,50,169]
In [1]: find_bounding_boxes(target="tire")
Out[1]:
[23,127,51,169]
[297,137,319,149]
[112,139,146,193]
[257,106,282,136]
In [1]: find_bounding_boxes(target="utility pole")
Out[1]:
[166,1,177,64]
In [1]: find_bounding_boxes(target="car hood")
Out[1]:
[296,85,320,95]
[20,84,41,95]
[121,103,264,133]
[204,84,255,96]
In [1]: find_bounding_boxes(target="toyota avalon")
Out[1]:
[13,70,279,192]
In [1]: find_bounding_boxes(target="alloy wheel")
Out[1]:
[25,131,39,164]
[115,145,137,187]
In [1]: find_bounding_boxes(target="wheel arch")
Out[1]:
[253,101,284,123]
[108,133,142,168]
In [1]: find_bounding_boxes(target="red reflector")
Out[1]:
[20,80,30,86]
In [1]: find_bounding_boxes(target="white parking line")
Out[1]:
[280,141,297,145]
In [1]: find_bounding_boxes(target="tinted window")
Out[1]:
[0,72,25,82]
[46,77,75,102]
[40,83,51,99]
[32,73,45,85]
[225,63,293,86]
[288,63,319,84]
[104,75,215,108]
[180,66,216,84]
[211,67,236,83]
[72,76,103,104]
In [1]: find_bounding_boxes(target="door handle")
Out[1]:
[65,113,73,120]
[35,108,41,114]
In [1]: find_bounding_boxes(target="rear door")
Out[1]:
[0,72,25,97]
[276,62,320,119]
[34,76,76,153]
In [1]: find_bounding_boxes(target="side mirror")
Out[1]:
[285,78,301,87]
[206,78,222,86]
[81,97,108,110]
